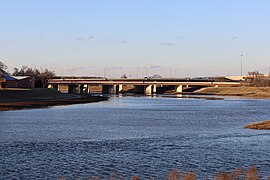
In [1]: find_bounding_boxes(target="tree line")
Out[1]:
[247,70,270,86]
[1,62,55,88]
[12,66,55,88]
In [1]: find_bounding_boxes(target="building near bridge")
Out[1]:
[0,68,35,88]
[0,78,5,88]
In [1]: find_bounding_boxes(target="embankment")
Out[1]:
[192,86,270,98]
[0,88,108,111]
[245,120,270,130]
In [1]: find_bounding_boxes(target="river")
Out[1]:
[1,95,270,179]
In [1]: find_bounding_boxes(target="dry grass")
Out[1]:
[183,172,196,180]
[215,167,243,180]
[57,166,267,180]
[246,166,260,180]
[195,87,270,98]
[0,88,77,102]
[131,176,140,180]
[0,88,108,111]
[245,120,270,130]
[215,172,232,180]
[167,169,180,180]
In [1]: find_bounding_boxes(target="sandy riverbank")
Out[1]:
[0,88,108,111]
[190,86,270,98]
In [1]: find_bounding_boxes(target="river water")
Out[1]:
[0,95,270,179]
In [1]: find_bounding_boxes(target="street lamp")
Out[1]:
[240,54,243,76]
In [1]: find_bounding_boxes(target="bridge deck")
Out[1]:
[48,79,241,87]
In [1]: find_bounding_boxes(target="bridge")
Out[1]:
[48,78,241,95]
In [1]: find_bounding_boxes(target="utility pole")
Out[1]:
[103,67,106,78]
[240,54,243,76]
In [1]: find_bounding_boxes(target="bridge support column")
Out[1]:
[82,84,90,94]
[48,84,59,91]
[81,85,84,94]
[87,85,91,93]
[102,85,118,94]
[111,85,117,94]
[175,85,183,93]
[152,85,157,94]
[75,85,83,94]
[145,85,152,95]
[134,85,154,95]
[118,85,123,93]
[68,85,75,94]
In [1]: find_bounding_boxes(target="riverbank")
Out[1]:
[188,86,270,98]
[0,88,108,111]
[57,166,266,179]
[245,120,270,130]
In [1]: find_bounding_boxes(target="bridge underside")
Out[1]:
[48,79,240,95]
[48,84,184,95]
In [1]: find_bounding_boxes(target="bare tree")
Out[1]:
[247,70,262,79]
[247,70,270,86]
[0,61,7,70]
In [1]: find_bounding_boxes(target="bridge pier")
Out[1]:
[81,84,91,94]
[102,85,123,94]
[87,85,91,93]
[78,85,84,94]
[153,85,157,94]
[175,85,183,93]
[58,84,89,94]
[67,85,75,94]
[134,85,155,95]
[145,85,152,95]
[48,84,59,91]
[118,85,123,93]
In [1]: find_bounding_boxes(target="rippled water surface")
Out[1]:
[1,95,270,179]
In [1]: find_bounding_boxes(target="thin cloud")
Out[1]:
[105,66,123,71]
[121,40,128,43]
[232,36,238,40]
[159,42,175,46]
[74,37,85,41]
[88,36,95,39]
[66,67,86,72]
[176,36,184,40]
[148,65,161,69]
[134,65,161,69]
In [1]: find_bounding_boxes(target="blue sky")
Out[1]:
[1,0,270,77]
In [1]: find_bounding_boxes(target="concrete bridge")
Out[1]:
[48,78,241,95]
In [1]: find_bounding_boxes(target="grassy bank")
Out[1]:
[0,88,108,111]
[245,120,270,130]
[193,86,270,98]
[57,166,268,180]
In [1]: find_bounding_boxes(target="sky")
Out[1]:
[0,0,270,78]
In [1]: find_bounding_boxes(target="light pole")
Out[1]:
[240,54,243,76]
